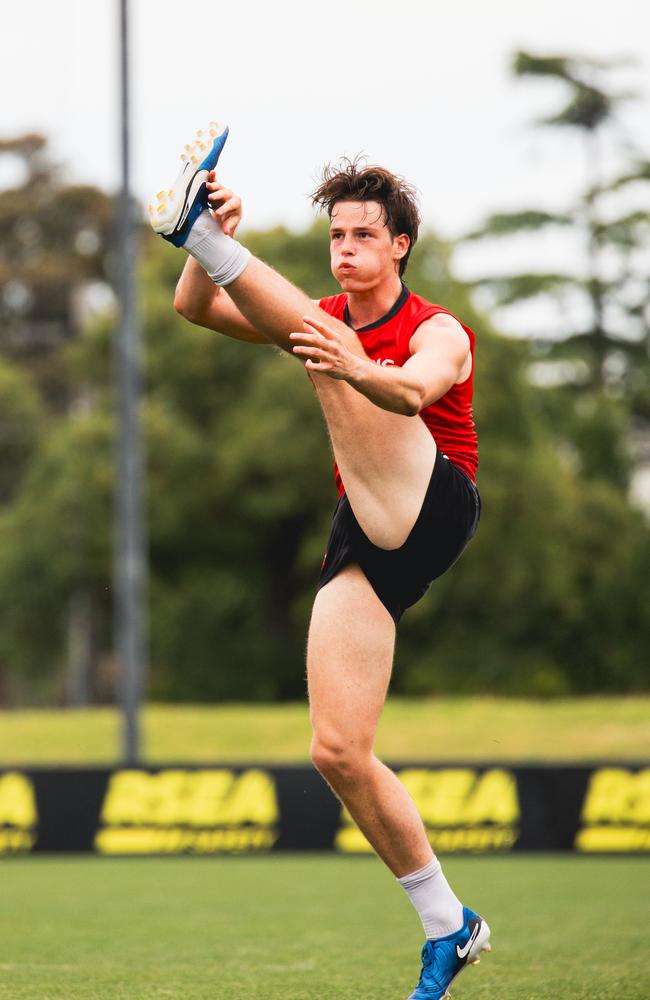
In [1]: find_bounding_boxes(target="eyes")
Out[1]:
[331,231,371,241]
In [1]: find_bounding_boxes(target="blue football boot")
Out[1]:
[406,906,491,999]
[148,121,229,247]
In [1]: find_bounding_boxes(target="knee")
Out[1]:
[310,733,369,786]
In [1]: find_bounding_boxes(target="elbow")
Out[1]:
[402,399,421,417]
[403,382,426,416]
[173,287,193,320]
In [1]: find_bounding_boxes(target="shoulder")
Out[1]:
[406,297,472,369]
[394,293,470,358]
[410,313,470,355]
[407,294,475,345]
[407,293,460,327]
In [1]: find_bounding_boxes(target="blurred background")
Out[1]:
[0,0,649,737]
[1,4,649,999]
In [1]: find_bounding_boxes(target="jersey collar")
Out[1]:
[343,282,410,333]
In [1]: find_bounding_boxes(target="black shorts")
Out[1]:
[317,451,481,623]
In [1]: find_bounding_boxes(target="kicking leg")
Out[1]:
[227,257,438,549]
[151,124,436,549]
[176,207,437,549]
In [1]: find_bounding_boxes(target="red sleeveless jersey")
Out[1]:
[319,286,478,493]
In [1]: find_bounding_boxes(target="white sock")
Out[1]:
[397,857,463,939]
[183,209,251,286]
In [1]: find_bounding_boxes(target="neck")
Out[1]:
[346,273,404,329]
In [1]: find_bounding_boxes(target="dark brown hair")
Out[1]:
[311,157,421,277]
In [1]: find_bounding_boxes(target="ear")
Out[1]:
[393,233,410,261]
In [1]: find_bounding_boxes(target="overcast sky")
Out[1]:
[2,0,649,344]
[3,0,648,232]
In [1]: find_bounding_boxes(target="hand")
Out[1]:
[206,171,242,237]
[290,316,363,381]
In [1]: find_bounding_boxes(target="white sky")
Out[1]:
[2,0,649,342]
[3,0,648,232]
[3,0,650,505]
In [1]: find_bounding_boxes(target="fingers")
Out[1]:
[208,190,240,215]
[302,315,336,339]
[290,330,333,366]
[206,180,241,236]
[290,330,332,351]
[211,198,241,221]
[291,329,343,376]
[206,178,239,210]
[292,345,329,364]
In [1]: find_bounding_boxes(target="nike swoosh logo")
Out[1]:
[177,171,207,229]
[456,922,481,960]
[177,190,195,229]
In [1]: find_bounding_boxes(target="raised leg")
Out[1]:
[228,259,437,549]
[227,257,363,357]
[155,126,437,549]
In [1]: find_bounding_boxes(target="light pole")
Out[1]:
[115,0,146,764]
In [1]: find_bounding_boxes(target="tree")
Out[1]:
[0,133,119,408]
[0,135,118,702]
[0,358,43,503]
[462,52,650,486]
[2,159,649,703]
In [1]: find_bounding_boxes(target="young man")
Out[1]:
[149,122,490,1000]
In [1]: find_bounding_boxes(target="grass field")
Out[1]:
[0,855,647,1000]
[1,696,649,764]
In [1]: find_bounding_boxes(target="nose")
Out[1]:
[341,234,355,255]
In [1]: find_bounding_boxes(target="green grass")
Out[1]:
[0,855,647,999]
[1,697,649,765]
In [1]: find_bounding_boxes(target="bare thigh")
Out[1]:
[307,564,396,759]
[311,373,437,549]
[227,259,436,549]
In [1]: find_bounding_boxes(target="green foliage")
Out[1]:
[399,446,650,696]
[0,411,114,680]
[464,52,650,490]
[512,50,626,131]
[474,272,579,307]
[0,358,43,503]
[1,135,649,703]
[465,210,572,240]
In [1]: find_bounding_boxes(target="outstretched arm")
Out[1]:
[174,257,270,344]
[173,179,270,344]
[290,314,471,415]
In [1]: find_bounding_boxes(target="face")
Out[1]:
[329,200,409,292]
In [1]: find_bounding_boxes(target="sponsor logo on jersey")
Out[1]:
[336,768,520,854]
[575,767,650,852]
[95,768,279,855]
[0,771,37,854]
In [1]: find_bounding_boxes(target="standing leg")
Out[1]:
[308,564,464,943]
[308,564,432,875]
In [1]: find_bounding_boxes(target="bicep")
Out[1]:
[404,317,470,405]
